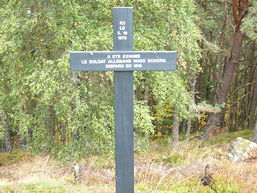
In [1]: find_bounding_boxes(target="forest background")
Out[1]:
[0,0,256,160]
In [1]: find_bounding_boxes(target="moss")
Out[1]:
[241,140,251,150]
[208,129,253,146]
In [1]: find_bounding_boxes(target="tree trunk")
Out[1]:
[172,107,179,151]
[246,41,256,128]
[186,119,192,143]
[210,30,243,123]
[3,128,12,153]
[180,120,185,134]
[2,111,12,153]
[253,121,257,143]
[249,68,257,130]
[204,0,249,140]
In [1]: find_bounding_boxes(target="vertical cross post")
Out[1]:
[113,7,134,193]
[70,7,177,193]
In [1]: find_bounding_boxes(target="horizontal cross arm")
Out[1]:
[70,51,177,72]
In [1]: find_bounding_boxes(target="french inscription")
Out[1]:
[80,54,169,69]
[70,51,176,71]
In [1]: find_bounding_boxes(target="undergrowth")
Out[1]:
[0,175,247,193]
[0,129,256,192]
[0,150,30,166]
[207,129,253,145]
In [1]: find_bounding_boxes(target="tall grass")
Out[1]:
[0,130,255,192]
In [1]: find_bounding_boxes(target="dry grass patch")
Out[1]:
[0,132,256,192]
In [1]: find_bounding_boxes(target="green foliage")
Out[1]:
[191,101,222,114]
[243,1,257,41]
[0,0,116,156]
[0,0,201,157]
[134,102,155,153]
[133,0,202,123]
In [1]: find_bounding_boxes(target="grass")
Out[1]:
[207,129,253,145]
[0,129,256,192]
[0,182,114,193]
[0,150,30,166]
[0,176,248,193]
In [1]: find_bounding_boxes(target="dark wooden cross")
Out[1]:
[70,7,177,193]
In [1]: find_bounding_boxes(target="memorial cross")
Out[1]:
[70,7,177,193]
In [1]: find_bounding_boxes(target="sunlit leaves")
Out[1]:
[0,0,202,156]
[243,1,257,41]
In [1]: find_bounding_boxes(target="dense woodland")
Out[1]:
[0,0,256,159]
